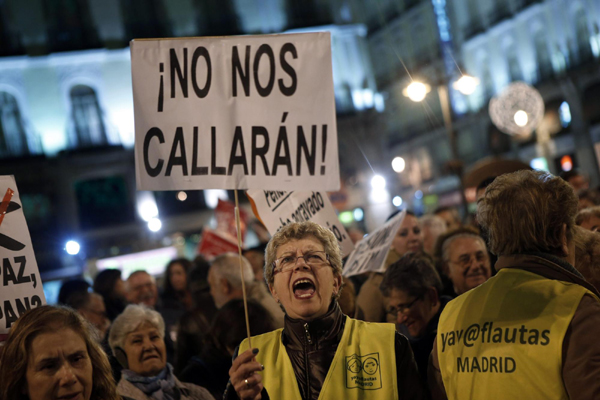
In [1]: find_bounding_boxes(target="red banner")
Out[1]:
[197,228,239,259]
[215,199,247,244]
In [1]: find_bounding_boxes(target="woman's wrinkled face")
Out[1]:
[391,215,424,256]
[269,236,341,321]
[25,328,93,400]
[123,322,167,377]
[169,263,187,292]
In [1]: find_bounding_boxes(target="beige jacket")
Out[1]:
[117,375,214,400]
[355,249,401,322]
[247,282,285,328]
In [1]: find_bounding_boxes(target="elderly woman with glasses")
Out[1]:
[109,304,214,400]
[226,221,424,400]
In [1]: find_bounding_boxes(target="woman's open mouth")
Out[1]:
[293,278,316,299]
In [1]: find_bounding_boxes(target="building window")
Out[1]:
[507,47,522,82]
[574,8,593,64]
[120,0,170,40]
[69,85,107,148]
[534,29,553,82]
[43,0,100,52]
[0,91,30,157]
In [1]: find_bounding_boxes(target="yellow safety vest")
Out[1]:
[240,316,398,400]
[437,268,597,400]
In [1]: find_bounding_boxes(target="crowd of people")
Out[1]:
[1,168,600,399]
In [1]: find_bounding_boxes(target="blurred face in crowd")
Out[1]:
[123,322,167,377]
[244,250,265,283]
[169,263,187,292]
[127,272,158,308]
[385,288,439,338]
[113,278,127,300]
[568,175,589,192]
[270,235,341,321]
[25,328,93,400]
[447,237,491,295]
[391,215,423,256]
[208,267,230,309]
[79,293,110,338]
[579,216,600,232]
[436,209,461,231]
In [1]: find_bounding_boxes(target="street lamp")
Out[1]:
[402,82,431,102]
[453,75,480,95]
[402,74,479,219]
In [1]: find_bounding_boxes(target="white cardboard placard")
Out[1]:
[132,33,339,191]
[0,176,46,342]
[247,190,354,257]
[342,210,406,277]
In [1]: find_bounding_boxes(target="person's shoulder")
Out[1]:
[177,377,215,399]
[116,379,143,399]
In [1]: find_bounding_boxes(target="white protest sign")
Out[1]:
[0,176,46,342]
[132,33,339,191]
[247,190,354,257]
[342,210,406,277]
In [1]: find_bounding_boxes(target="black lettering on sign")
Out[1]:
[144,128,165,177]
[272,125,292,176]
[142,122,327,179]
[191,46,212,98]
[1,256,36,287]
[253,44,276,97]
[0,295,43,329]
[157,63,164,112]
[278,43,298,96]
[296,125,316,176]
[211,127,226,175]
[2,257,16,285]
[165,127,188,176]
[252,127,270,176]
[228,127,249,175]
[192,127,209,175]
[231,44,298,97]
[232,45,251,97]
[170,48,188,98]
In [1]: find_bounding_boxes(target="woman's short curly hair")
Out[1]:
[477,170,577,256]
[264,221,343,287]
[576,206,600,226]
[108,304,165,354]
[0,305,120,400]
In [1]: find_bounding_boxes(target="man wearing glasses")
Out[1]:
[429,171,600,400]
[380,253,452,386]
[440,230,491,296]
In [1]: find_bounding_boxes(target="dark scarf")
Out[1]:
[520,251,584,278]
[123,363,177,400]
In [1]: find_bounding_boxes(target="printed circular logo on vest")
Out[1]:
[345,353,383,390]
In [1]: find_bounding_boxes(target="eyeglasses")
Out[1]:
[272,251,330,274]
[386,296,421,317]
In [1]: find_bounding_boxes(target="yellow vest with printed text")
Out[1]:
[437,268,597,400]
[239,316,398,400]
